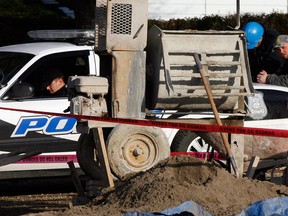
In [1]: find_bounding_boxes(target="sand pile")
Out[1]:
[47,155,288,216]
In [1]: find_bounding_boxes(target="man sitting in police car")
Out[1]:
[42,68,67,97]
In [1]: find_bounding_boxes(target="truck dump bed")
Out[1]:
[146,25,254,112]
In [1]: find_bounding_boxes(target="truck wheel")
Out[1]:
[171,130,209,152]
[107,124,170,181]
[76,132,101,180]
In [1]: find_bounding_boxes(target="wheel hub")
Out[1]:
[123,136,156,169]
[132,147,144,157]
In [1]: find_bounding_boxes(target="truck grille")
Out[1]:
[111,3,132,35]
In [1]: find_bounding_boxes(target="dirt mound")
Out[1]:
[48,155,288,216]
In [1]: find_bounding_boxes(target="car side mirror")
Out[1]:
[12,82,35,99]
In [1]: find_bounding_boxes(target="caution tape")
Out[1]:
[0,106,288,138]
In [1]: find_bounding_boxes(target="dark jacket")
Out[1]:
[53,85,67,97]
[248,27,285,82]
[266,60,288,87]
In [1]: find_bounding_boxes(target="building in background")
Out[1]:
[148,0,288,20]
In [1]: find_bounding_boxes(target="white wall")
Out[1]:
[148,0,287,20]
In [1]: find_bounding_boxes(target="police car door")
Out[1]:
[0,51,91,158]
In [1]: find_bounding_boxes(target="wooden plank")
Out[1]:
[246,156,260,179]
[256,159,288,170]
[92,128,114,188]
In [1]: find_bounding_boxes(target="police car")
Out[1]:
[0,30,187,180]
[0,30,99,179]
[170,82,288,161]
[0,30,180,180]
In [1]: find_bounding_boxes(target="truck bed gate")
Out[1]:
[146,26,254,112]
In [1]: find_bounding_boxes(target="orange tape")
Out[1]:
[0,106,288,138]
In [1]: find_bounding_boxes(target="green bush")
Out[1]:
[148,12,288,34]
[1,12,288,46]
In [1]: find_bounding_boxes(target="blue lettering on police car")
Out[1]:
[11,116,77,137]
[44,116,76,135]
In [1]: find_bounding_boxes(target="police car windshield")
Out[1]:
[0,52,34,87]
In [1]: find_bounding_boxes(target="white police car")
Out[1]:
[0,30,99,179]
[170,82,288,161]
[0,30,184,180]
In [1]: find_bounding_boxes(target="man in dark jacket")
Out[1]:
[42,68,67,97]
[243,21,285,82]
[257,35,288,87]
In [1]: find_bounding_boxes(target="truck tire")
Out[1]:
[171,130,209,152]
[76,132,101,180]
[107,124,170,181]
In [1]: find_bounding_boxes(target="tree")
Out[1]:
[0,0,75,45]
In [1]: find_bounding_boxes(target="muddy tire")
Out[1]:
[107,124,170,181]
[171,130,209,152]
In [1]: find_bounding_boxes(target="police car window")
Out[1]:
[259,89,288,119]
[3,51,90,100]
[0,52,33,86]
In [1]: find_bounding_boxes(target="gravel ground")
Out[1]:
[0,176,84,216]
[0,193,75,216]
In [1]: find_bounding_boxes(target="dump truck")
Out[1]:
[66,0,254,183]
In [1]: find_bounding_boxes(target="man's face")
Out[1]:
[46,77,64,94]
[277,43,288,59]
